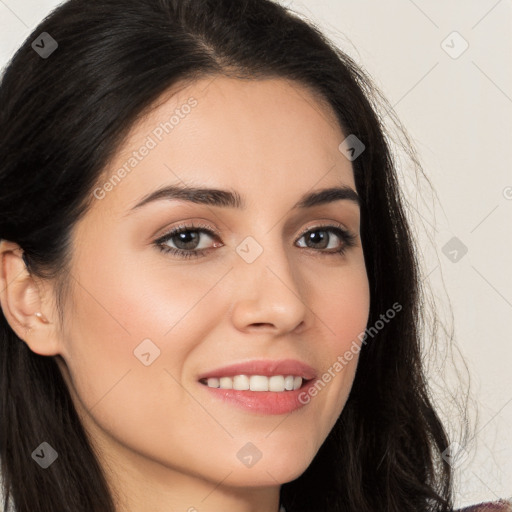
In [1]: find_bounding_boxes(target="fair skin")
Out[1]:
[0,76,370,512]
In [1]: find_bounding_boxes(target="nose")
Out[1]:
[229,237,309,335]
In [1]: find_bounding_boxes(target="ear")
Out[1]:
[0,239,61,356]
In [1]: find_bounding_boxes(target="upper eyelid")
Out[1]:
[155,223,217,241]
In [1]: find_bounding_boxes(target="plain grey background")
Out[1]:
[0,0,511,507]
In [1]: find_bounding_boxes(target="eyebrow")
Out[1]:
[128,184,360,213]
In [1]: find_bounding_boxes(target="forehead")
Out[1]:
[94,76,355,214]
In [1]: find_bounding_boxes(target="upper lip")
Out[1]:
[197,359,317,381]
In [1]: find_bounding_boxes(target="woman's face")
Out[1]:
[50,76,370,506]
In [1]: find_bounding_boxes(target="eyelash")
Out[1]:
[154,221,357,260]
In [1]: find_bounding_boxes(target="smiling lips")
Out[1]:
[197,358,319,414]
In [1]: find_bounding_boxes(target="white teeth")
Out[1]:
[234,375,250,390]
[250,375,268,391]
[204,375,304,391]
[284,375,295,390]
[219,377,232,389]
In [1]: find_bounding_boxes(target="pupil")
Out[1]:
[309,231,326,247]
[309,231,328,247]
[177,231,198,249]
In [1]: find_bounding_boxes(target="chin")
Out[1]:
[245,452,313,485]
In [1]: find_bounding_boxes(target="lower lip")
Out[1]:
[198,378,318,415]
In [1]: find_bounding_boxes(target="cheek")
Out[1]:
[315,257,371,353]
[65,250,218,351]
[57,262,225,468]
[59,255,228,420]
[302,259,370,426]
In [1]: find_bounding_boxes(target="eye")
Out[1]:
[154,222,357,259]
[295,224,357,256]
[154,221,219,259]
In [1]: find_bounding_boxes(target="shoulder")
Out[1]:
[456,500,512,512]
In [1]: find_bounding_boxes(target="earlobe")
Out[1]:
[0,239,60,356]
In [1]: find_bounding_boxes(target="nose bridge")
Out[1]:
[230,230,308,332]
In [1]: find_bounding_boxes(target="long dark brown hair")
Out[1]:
[0,1,468,510]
